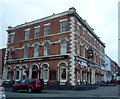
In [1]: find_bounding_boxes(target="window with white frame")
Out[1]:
[77,72,80,82]
[82,29,86,39]
[88,36,92,43]
[24,45,29,58]
[42,64,49,81]
[77,24,81,35]
[85,48,87,58]
[6,66,11,80]
[22,66,27,80]
[98,44,100,51]
[9,47,14,59]
[44,25,50,36]
[101,47,105,54]
[94,53,96,62]
[82,45,85,58]
[10,33,15,44]
[44,41,50,56]
[25,29,30,40]
[96,42,98,49]
[35,26,40,38]
[34,43,39,57]
[95,41,97,48]
[60,21,67,32]
[31,65,38,79]
[94,39,96,46]
[60,38,67,54]
[15,66,20,80]
[59,63,67,81]
[77,40,81,55]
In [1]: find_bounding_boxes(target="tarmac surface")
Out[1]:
[5,85,119,99]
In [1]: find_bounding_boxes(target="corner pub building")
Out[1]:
[3,7,105,86]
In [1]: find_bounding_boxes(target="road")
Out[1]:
[5,85,119,99]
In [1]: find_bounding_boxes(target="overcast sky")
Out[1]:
[0,0,119,63]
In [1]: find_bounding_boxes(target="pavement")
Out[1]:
[0,78,6,99]
[0,87,6,99]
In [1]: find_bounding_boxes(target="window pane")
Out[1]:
[77,41,80,55]
[35,27,40,38]
[60,21,67,32]
[10,34,15,43]
[25,30,30,40]
[61,39,67,54]
[77,25,80,35]
[77,72,80,80]
[82,29,86,39]
[16,71,19,79]
[22,67,27,80]
[31,79,36,83]
[44,25,50,36]
[9,48,13,59]
[43,64,48,81]
[43,70,48,80]
[24,45,28,58]
[59,63,66,80]
[34,44,39,57]
[60,68,66,80]
[44,42,50,55]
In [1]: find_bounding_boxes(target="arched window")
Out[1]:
[22,65,27,80]
[6,66,11,80]
[15,66,20,80]
[31,65,39,79]
[44,41,50,56]
[34,43,39,57]
[59,63,67,81]
[42,64,49,81]
[24,45,29,58]
[60,38,67,54]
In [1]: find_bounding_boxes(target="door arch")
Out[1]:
[31,64,39,79]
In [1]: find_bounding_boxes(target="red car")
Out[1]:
[12,79,44,93]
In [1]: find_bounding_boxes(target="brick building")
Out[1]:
[4,7,105,86]
[104,55,119,82]
[110,60,119,80]
[0,48,6,78]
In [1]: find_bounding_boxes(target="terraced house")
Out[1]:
[3,7,105,86]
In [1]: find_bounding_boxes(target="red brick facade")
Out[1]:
[0,48,6,76]
[4,7,105,86]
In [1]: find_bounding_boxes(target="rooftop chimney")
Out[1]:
[69,7,76,12]
[8,26,12,29]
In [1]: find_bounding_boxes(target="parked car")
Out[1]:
[12,79,44,93]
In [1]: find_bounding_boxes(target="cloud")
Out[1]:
[0,0,119,62]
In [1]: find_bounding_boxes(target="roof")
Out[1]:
[7,7,105,47]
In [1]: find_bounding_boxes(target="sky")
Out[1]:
[0,0,119,63]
